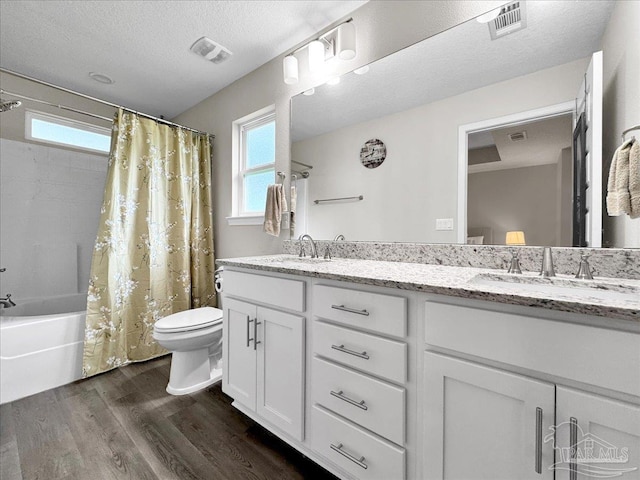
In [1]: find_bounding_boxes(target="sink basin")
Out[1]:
[469,272,640,305]
[259,256,333,266]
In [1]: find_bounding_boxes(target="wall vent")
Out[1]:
[508,131,528,142]
[489,1,527,40]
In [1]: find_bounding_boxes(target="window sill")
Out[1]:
[226,215,264,226]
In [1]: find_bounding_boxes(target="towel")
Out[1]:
[263,184,287,236]
[290,185,297,236]
[631,140,640,218]
[606,139,633,216]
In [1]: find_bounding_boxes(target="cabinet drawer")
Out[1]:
[223,270,305,312]
[312,357,405,445]
[425,300,640,397]
[314,285,406,337]
[310,405,405,480]
[313,321,407,384]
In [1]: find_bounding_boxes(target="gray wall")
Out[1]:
[172,1,505,258]
[601,0,640,247]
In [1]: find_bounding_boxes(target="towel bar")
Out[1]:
[314,195,363,205]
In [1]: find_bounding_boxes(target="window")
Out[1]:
[25,110,111,153]
[230,107,276,223]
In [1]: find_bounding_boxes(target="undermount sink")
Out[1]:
[469,272,640,305]
[261,256,332,265]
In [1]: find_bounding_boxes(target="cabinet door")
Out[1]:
[555,386,640,479]
[256,306,305,441]
[423,352,555,480]
[222,297,257,410]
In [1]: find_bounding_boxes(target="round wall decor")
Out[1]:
[360,138,386,169]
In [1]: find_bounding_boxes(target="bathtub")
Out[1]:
[0,294,86,404]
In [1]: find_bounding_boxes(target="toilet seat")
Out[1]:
[154,306,223,334]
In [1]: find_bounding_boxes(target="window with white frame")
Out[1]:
[25,110,111,154]
[231,108,276,221]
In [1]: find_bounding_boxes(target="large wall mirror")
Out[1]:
[291,0,638,248]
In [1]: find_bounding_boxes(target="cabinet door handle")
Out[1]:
[253,320,261,351]
[535,407,543,474]
[330,443,368,470]
[331,304,370,316]
[246,317,254,348]
[570,417,578,480]
[331,344,370,360]
[330,390,368,410]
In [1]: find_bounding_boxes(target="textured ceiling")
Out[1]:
[0,0,367,118]
[292,0,615,143]
[469,114,573,174]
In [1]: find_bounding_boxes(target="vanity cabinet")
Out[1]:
[309,284,409,480]
[423,352,556,479]
[423,299,640,480]
[222,271,305,441]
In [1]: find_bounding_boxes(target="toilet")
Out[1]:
[153,306,223,395]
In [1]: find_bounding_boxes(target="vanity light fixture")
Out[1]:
[281,19,356,85]
[354,65,370,75]
[283,55,299,85]
[308,40,325,73]
[303,88,315,96]
[336,21,356,60]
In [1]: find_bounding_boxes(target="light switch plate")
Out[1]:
[435,218,454,231]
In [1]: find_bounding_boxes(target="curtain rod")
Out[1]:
[0,68,214,138]
[0,89,113,122]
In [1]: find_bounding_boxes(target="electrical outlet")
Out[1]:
[435,218,454,231]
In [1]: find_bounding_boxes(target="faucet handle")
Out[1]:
[507,251,522,274]
[298,243,306,257]
[324,245,332,260]
[575,254,594,280]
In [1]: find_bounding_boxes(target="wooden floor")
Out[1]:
[0,356,337,480]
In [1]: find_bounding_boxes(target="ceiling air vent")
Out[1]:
[489,1,527,40]
[508,131,527,142]
[190,37,232,64]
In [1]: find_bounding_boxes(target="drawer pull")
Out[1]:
[569,417,578,480]
[330,390,368,410]
[246,317,254,348]
[330,443,368,470]
[254,320,261,351]
[535,407,542,474]
[331,344,370,360]
[331,304,370,316]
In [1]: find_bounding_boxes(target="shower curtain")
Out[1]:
[83,109,216,378]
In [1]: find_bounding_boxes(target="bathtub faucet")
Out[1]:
[0,293,16,308]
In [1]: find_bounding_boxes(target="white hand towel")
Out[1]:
[263,184,288,236]
[630,140,640,219]
[290,185,297,236]
[606,139,633,216]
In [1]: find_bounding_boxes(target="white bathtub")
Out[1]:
[0,294,86,404]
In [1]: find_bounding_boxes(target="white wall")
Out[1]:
[172,1,506,258]
[0,139,107,299]
[468,164,560,247]
[292,58,588,242]
[601,0,640,247]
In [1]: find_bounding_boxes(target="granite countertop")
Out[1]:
[217,254,640,322]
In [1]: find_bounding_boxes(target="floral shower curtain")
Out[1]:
[83,109,216,378]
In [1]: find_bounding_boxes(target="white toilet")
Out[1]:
[153,306,223,395]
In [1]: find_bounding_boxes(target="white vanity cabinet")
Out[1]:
[309,284,409,480]
[423,298,640,480]
[222,270,305,441]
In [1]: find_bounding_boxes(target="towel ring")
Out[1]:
[276,171,286,183]
[622,125,640,141]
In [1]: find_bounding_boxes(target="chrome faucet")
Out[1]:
[0,293,16,308]
[507,251,522,274]
[540,247,556,277]
[299,234,318,258]
[324,234,345,260]
[575,255,594,280]
[334,234,345,241]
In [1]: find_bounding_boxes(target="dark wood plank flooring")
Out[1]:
[0,356,338,480]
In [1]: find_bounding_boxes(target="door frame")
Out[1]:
[456,101,576,244]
